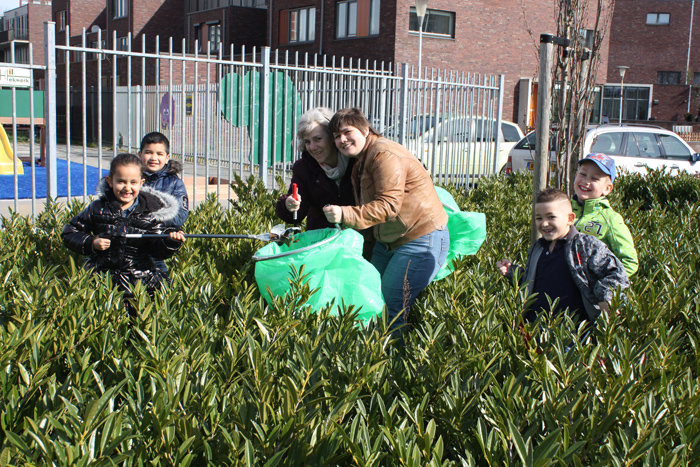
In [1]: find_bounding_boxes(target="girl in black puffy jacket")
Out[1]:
[62,153,185,315]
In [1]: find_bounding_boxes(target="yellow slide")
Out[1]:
[0,125,24,175]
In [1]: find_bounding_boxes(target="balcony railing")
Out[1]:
[0,29,29,43]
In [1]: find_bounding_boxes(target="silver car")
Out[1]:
[395,116,524,181]
[504,124,700,177]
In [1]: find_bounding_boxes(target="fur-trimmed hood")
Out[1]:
[96,178,181,224]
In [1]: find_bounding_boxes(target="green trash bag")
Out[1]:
[253,228,384,323]
[432,187,487,281]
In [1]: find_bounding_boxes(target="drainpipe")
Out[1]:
[268,0,273,47]
[687,0,695,113]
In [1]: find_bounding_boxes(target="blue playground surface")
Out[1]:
[0,159,108,199]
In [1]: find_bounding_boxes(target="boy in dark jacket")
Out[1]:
[139,132,189,272]
[62,153,185,316]
[497,187,629,324]
[139,132,189,228]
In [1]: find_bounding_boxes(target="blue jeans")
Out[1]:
[371,228,450,330]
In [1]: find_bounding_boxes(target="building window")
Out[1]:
[694,72,700,85]
[579,28,594,49]
[113,0,128,19]
[194,25,202,52]
[647,13,670,25]
[602,85,651,121]
[88,40,105,60]
[285,7,316,43]
[657,71,681,85]
[208,23,221,53]
[56,10,67,31]
[117,36,129,51]
[9,14,29,40]
[409,7,455,37]
[187,0,266,12]
[336,0,380,39]
[337,0,357,38]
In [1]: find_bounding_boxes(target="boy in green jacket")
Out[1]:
[572,153,638,276]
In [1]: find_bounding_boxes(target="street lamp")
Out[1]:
[415,0,428,80]
[617,66,629,126]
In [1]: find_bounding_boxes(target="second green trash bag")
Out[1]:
[253,227,384,323]
[432,187,487,282]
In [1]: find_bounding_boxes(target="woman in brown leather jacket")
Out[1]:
[323,108,450,332]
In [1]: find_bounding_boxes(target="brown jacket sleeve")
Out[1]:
[339,136,447,248]
[341,150,404,229]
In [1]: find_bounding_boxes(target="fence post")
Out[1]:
[493,74,505,174]
[379,75,387,134]
[399,63,409,147]
[44,21,57,199]
[259,47,271,186]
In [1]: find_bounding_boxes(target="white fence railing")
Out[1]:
[1,24,504,215]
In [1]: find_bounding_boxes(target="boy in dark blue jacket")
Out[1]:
[497,187,629,324]
[139,132,189,272]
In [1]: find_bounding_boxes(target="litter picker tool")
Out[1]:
[292,183,299,221]
[125,224,300,242]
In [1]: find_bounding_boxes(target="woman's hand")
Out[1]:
[285,194,301,212]
[323,205,343,224]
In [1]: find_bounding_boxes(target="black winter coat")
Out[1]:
[142,160,189,228]
[61,180,183,294]
[276,150,356,230]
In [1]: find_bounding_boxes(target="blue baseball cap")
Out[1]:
[579,153,616,183]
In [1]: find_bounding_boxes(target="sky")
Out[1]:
[0,0,20,15]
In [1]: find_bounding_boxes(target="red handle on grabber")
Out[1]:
[292,183,299,220]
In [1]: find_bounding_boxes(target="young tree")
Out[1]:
[552,0,616,194]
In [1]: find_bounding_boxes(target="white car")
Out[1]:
[504,124,700,177]
[396,116,524,181]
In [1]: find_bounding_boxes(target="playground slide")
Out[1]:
[0,125,23,175]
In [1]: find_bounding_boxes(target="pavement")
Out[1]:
[0,177,233,218]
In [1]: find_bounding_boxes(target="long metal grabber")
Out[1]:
[125,224,300,242]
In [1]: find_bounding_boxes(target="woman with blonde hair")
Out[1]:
[276,107,356,232]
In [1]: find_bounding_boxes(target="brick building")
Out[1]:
[270,0,612,129]
[184,0,267,57]
[0,0,52,82]
[53,0,187,87]
[18,0,699,128]
[607,0,700,123]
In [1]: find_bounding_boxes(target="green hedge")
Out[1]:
[0,172,699,466]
